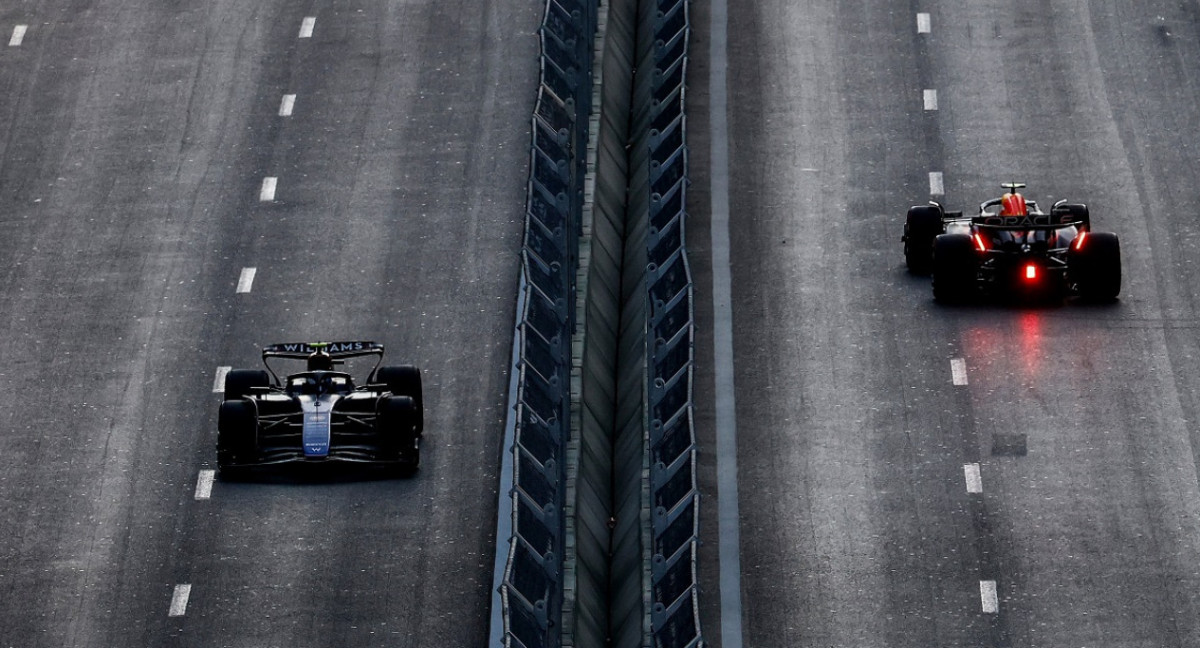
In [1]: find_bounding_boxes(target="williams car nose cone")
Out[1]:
[300,396,338,457]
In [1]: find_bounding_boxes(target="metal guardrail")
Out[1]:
[498,1,595,646]
[634,0,701,645]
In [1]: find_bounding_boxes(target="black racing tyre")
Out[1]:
[1052,202,1091,230]
[217,400,258,469]
[224,369,271,401]
[1069,231,1121,301]
[374,365,423,434]
[377,395,420,466]
[932,233,977,303]
[904,205,943,274]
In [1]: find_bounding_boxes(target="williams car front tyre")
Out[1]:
[217,400,258,473]
[378,395,420,468]
[224,369,271,401]
[374,365,424,434]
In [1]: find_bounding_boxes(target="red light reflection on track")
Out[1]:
[1017,312,1043,378]
[962,312,1045,381]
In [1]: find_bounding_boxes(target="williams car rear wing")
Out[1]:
[262,341,384,359]
[261,341,385,382]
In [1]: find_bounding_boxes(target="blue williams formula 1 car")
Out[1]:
[217,341,423,475]
[902,183,1122,302]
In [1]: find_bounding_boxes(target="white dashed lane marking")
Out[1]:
[950,357,967,385]
[213,366,231,393]
[916,3,1004,626]
[917,13,931,34]
[169,584,192,617]
[299,16,316,38]
[9,25,26,46]
[964,463,982,494]
[279,94,296,117]
[259,177,277,202]
[923,89,938,111]
[929,171,944,197]
[980,580,999,613]
[236,267,257,294]
[194,470,215,500]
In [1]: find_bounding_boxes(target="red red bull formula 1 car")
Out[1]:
[216,341,424,475]
[903,183,1121,302]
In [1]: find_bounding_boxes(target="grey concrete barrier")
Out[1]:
[563,0,638,644]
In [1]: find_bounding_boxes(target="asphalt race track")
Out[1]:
[10,1,1200,646]
[690,2,1200,647]
[0,1,537,645]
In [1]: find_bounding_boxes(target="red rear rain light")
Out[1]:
[973,233,987,252]
[1025,264,1038,281]
[1074,230,1088,250]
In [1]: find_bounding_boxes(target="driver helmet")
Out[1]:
[999,192,1028,217]
[306,349,334,371]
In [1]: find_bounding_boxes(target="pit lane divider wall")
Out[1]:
[563,0,700,643]
[496,0,699,645]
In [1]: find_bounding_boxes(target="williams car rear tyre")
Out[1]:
[378,395,420,467]
[374,365,423,434]
[904,205,943,274]
[224,369,271,401]
[932,233,977,303]
[1069,231,1121,301]
[217,400,257,471]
